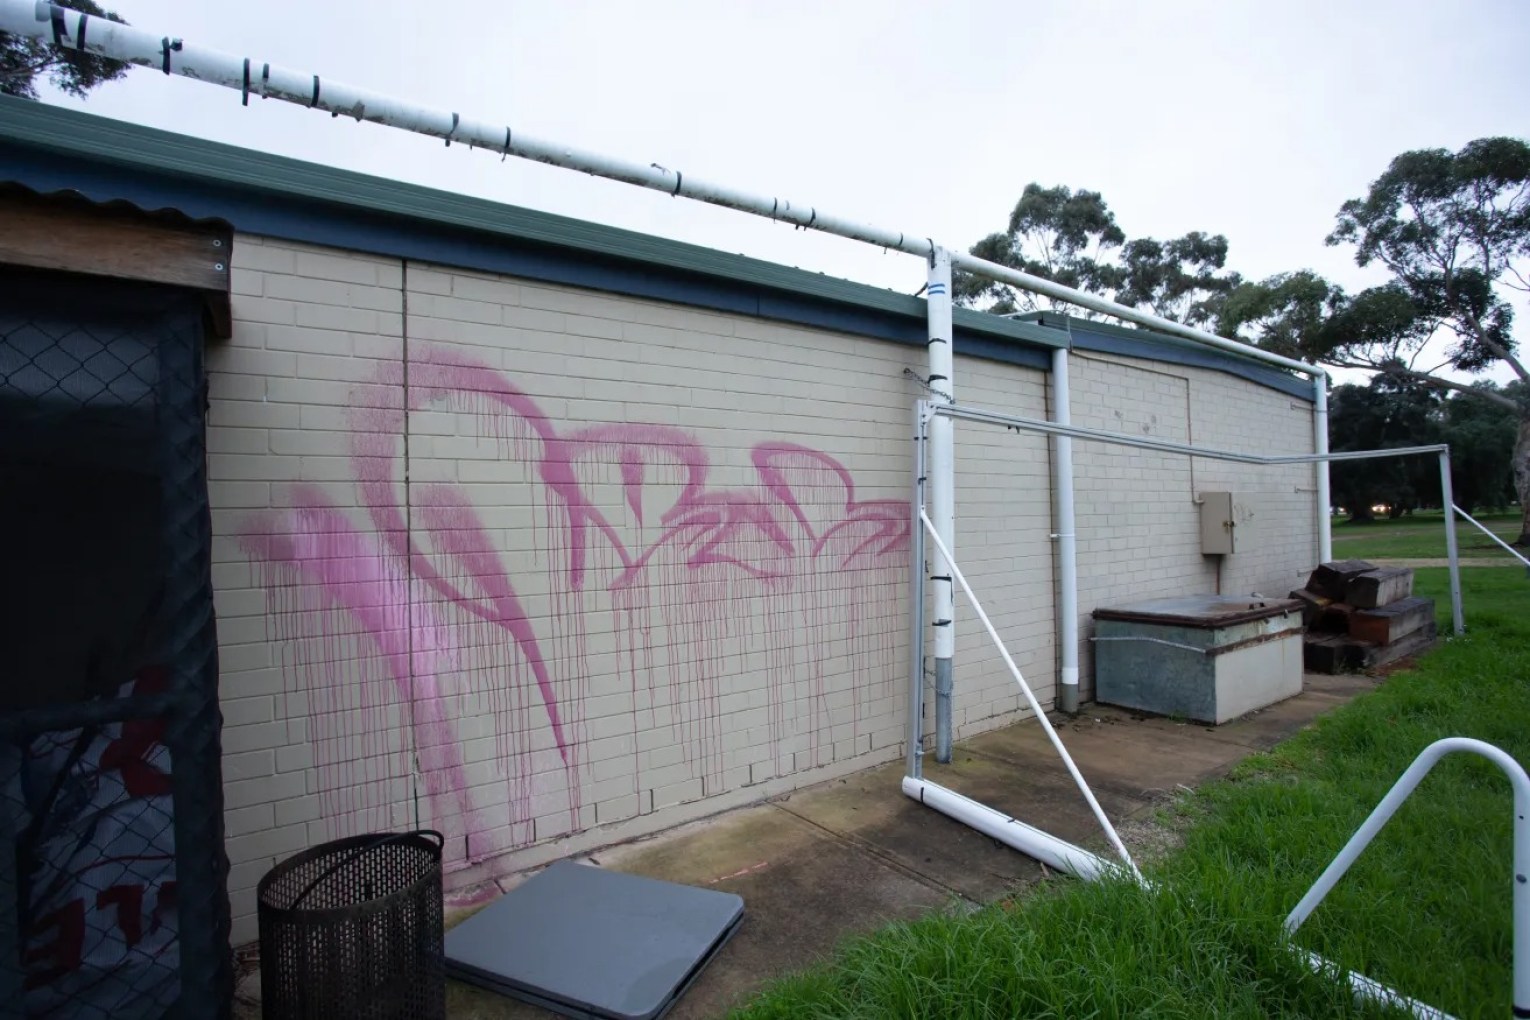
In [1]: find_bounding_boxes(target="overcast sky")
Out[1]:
[40,0,1530,385]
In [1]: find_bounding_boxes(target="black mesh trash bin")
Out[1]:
[258,831,445,1020]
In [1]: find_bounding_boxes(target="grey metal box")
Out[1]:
[1200,491,1236,554]
[1093,595,1303,724]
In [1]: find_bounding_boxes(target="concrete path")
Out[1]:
[443,672,1382,1020]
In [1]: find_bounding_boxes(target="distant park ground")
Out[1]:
[1331,509,1524,563]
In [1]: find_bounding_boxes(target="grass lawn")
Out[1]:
[1331,509,1525,562]
[730,568,1529,1019]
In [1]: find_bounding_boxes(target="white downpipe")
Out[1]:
[927,250,957,763]
[901,777,1115,880]
[1051,347,1080,714]
[918,509,1140,879]
[1314,373,1333,564]
[3,0,1325,382]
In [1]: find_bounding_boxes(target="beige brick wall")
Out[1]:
[208,234,1315,941]
[945,367,1055,735]
[211,235,1055,940]
[1067,351,1319,691]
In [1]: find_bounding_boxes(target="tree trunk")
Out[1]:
[1516,417,1530,547]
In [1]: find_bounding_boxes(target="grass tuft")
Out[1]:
[731,566,1529,1019]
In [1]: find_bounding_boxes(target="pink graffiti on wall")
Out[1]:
[241,343,907,870]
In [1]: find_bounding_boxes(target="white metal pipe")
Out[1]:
[903,789,1455,1020]
[901,777,1116,880]
[918,509,1141,879]
[1051,347,1081,715]
[927,250,957,763]
[907,410,1469,1020]
[906,780,1456,1020]
[1314,373,1333,564]
[1439,453,1466,636]
[938,401,1448,467]
[1284,737,1529,1015]
[2,0,1329,383]
[1452,504,1530,569]
[950,249,1322,378]
[906,404,928,779]
[0,3,925,254]
[1295,949,1459,1020]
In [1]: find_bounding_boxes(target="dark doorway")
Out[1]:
[1,268,231,1018]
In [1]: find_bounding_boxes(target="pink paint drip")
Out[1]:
[241,489,489,850]
[241,342,909,873]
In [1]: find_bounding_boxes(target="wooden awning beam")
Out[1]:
[0,191,233,338]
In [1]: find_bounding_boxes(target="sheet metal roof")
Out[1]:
[0,95,1309,398]
[0,96,1065,356]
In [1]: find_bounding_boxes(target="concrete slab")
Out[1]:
[1087,674,1375,756]
[640,815,949,1020]
[960,710,1250,800]
[1303,671,1385,699]
[427,672,1379,1019]
[447,803,952,1020]
[779,758,1049,902]
[591,803,822,889]
[923,748,1151,842]
[1183,689,1347,749]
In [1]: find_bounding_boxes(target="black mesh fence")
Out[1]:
[1,268,231,1018]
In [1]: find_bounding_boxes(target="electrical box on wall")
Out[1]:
[1200,491,1236,555]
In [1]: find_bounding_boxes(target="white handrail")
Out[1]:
[1285,737,1530,1017]
[1451,505,1530,570]
[917,509,1141,880]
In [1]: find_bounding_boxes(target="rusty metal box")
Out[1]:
[1093,595,1304,724]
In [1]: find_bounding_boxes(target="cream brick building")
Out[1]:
[0,99,1322,946]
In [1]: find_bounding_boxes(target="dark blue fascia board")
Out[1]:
[0,144,1053,373]
[1059,320,1314,403]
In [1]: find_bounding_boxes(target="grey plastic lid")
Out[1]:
[444,859,744,1020]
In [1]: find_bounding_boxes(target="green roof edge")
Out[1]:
[0,95,1066,351]
[1020,310,1288,369]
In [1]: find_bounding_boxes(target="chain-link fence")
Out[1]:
[1,268,231,1018]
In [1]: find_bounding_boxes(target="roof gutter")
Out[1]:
[1,0,1323,380]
